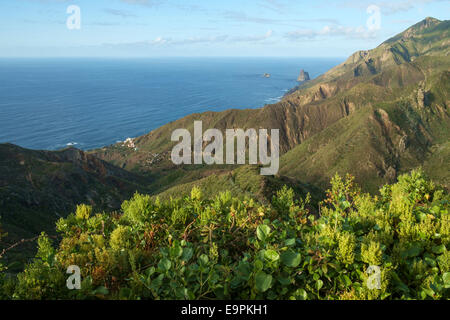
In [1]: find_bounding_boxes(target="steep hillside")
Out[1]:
[92,18,450,193]
[280,63,450,192]
[0,143,149,249]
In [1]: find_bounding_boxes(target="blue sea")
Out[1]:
[0,58,342,151]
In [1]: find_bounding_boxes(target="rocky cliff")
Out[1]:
[297,69,310,82]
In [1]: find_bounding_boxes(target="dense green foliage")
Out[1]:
[0,169,448,300]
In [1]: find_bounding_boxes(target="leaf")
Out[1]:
[420,290,427,300]
[93,286,109,296]
[342,200,351,209]
[342,275,352,287]
[181,247,193,262]
[295,288,308,300]
[237,261,252,280]
[403,244,422,258]
[146,266,156,277]
[175,287,188,300]
[256,225,271,241]
[443,272,450,289]
[255,271,272,292]
[254,260,264,271]
[321,264,328,275]
[423,287,435,298]
[424,256,436,267]
[316,279,324,291]
[432,244,446,255]
[158,258,172,271]
[281,250,301,268]
[381,292,391,300]
[198,254,209,265]
[150,274,164,290]
[170,245,183,258]
[431,205,440,214]
[264,249,280,262]
[278,277,291,286]
[285,238,296,246]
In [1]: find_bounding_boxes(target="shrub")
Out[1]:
[2,170,449,300]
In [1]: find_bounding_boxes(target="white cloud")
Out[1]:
[172,35,229,45]
[151,36,171,45]
[103,30,274,48]
[286,24,378,40]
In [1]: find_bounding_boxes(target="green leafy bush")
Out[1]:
[0,220,5,298]
[2,169,449,300]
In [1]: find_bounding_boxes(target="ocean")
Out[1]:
[0,57,342,151]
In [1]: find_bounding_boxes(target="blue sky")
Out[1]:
[0,0,448,57]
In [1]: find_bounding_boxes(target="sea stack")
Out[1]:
[297,69,310,82]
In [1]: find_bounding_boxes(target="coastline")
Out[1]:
[0,57,341,152]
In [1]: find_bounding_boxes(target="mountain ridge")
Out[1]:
[91,17,450,192]
[0,18,448,263]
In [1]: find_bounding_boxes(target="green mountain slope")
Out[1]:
[154,165,322,206]
[92,17,450,194]
[280,65,450,192]
[0,143,149,257]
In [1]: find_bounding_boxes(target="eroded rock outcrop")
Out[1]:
[297,69,310,82]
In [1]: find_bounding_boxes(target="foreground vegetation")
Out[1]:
[0,169,448,300]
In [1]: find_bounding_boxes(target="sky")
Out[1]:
[0,0,449,57]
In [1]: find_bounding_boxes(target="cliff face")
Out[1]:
[297,69,310,82]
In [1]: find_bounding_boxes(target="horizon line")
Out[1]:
[0,56,347,59]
